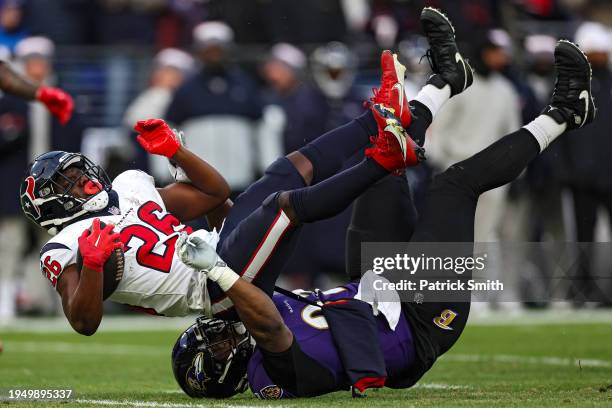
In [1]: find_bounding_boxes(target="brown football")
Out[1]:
[76,221,124,300]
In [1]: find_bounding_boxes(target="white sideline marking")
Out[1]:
[442,353,612,368]
[4,341,166,355]
[413,383,470,390]
[75,400,275,408]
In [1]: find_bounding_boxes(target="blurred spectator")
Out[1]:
[0,50,27,324]
[8,36,84,315]
[260,43,326,154]
[165,21,262,191]
[310,42,364,128]
[489,29,541,123]
[124,48,194,183]
[14,36,83,157]
[0,0,26,52]
[561,22,612,304]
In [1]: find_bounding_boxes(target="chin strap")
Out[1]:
[83,190,109,212]
[43,190,118,236]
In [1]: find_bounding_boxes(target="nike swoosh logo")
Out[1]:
[579,90,589,127]
[392,82,404,118]
[455,52,467,91]
[385,122,407,161]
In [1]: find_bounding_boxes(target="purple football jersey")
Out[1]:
[248,283,416,399]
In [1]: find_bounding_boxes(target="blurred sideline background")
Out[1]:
[1,0,612,324]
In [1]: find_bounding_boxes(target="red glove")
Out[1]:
[78,219,123,272]
[134,118,180,158]
[36,87,74,125]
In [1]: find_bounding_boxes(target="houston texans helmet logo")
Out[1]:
[21,176,41,220]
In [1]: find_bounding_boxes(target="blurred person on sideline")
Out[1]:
[0,37,73,323]
[0,0,26,52]
[124,48,194,184]
[165,21,262,192]
[260,43,325,155]
[561,22,612,305]
[10,36,82,316]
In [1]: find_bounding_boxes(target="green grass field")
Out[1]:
[1,314,611,407]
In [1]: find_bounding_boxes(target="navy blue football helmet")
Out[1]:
[172,317,254,399]
[20,151,112,235]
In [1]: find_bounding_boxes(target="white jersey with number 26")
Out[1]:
[39,170,218,316]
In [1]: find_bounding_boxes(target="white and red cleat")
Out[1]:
[370,51,412,128]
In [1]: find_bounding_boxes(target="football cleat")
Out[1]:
[420,7,473,96]
[543,40,596,129]
[366,104,425,172]
[370,50,412,128]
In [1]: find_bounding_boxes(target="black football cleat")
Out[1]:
[420,7,473,96]
[543,40,596,129]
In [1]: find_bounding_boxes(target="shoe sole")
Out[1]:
[556,39,595,126]
[421,7,456,36]
[381,51,407,119]
[391,53,406,118]
[557,39,592,81]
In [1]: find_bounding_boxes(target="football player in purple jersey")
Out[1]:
[171,8,596,400]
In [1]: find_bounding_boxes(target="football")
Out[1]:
[76,221,125,300]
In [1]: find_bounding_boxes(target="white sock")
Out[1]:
[414,83,451,118]
[523,115,567,152]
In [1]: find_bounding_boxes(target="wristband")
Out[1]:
[206,261,240,291]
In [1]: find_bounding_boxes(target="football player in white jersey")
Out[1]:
[21,119,231,335]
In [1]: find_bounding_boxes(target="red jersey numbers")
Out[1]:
[120,201,191,273]
[42,256,62,287]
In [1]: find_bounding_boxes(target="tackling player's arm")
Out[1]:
[134,119,231,227]
[226,278,294,353]
[176,233,293,353]
[56,219,122,336]
[0,62,74,124]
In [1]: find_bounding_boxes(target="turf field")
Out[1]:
[1,311,611,407]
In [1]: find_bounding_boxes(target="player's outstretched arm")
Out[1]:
[0,61,38,99]
[0,62,74,124]
[226,278,294,353]
[176,232,293,353]
[134,119,231,225]
[56,220,122,336]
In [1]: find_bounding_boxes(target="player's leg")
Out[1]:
[282,105,423,225]
[345,7,477,281]
[345,175,418,281]
[210,105,422,315]
[219,51,409,241]
[403,39,595,359]
[412,40,595,244]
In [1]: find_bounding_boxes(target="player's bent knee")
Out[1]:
[275,192,300,225]
[286,151,313,186]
